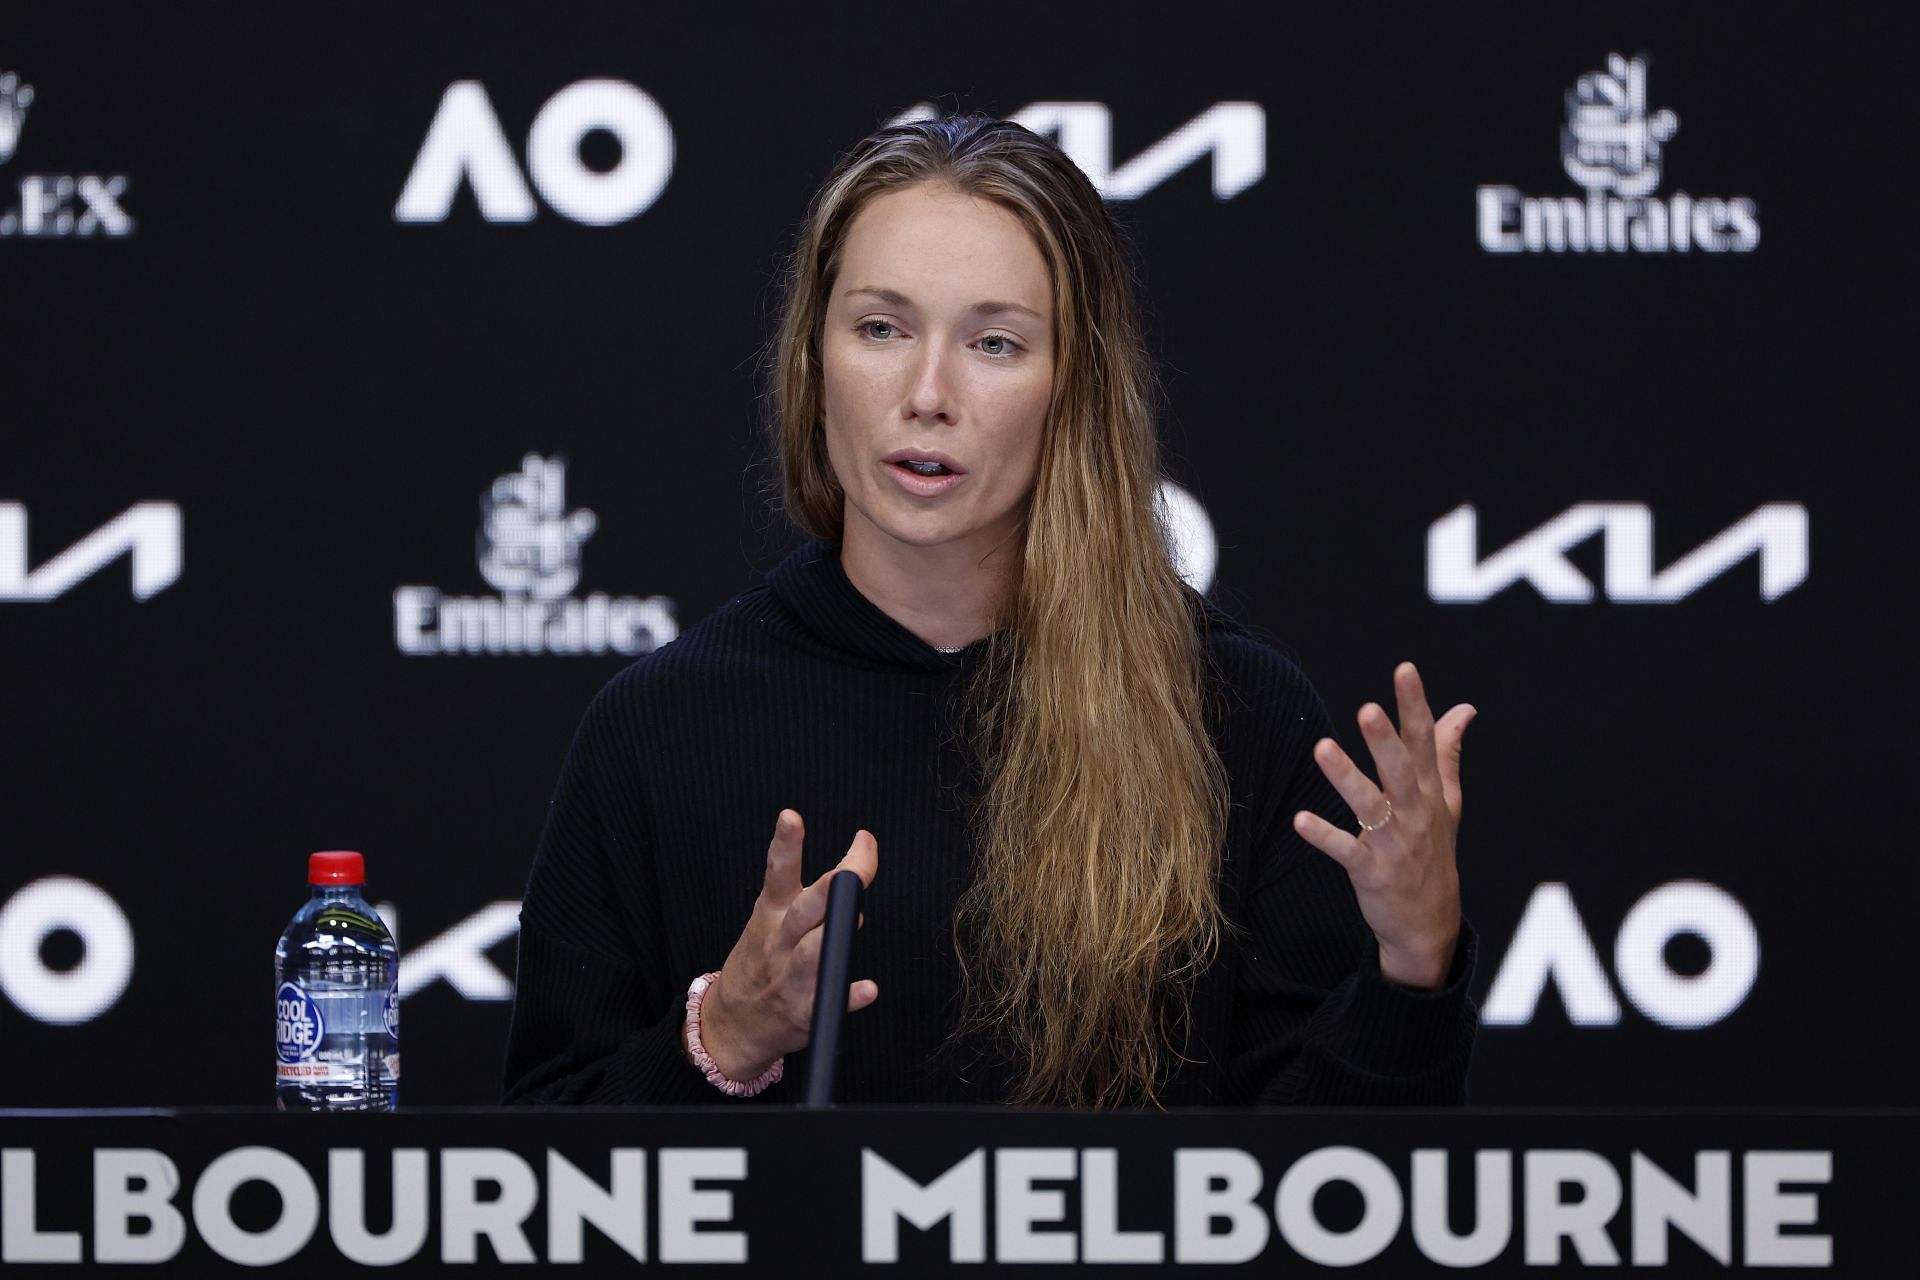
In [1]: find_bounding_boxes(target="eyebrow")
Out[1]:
[843,286,1045,323]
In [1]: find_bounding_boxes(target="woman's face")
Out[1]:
[821,182,1055,565]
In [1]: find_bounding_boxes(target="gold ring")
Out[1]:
[1358,799,1393,833]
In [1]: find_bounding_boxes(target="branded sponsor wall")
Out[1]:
[2,5,1906,1107]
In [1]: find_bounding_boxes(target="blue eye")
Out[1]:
[979,334,1019,356]
[860,321,896,340]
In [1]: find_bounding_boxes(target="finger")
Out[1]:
[1394,662,1443,797]
[778,830,878,948]
[760,809,805,907]
[849,980,879,1013]
[836,829,879,887]
[1434,703,1476,819]
[779,875,832,947]
[1293,808,1365,870]
[791,922,823,972]
[1312,737,1392,829]
[1356,701,1422,812]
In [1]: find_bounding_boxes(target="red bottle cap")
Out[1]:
[308,851,366,885]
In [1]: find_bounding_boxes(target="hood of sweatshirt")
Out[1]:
[763,537,1247,679]
[764,539,986,675]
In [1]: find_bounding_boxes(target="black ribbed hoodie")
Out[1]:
[503,539,1476,1106]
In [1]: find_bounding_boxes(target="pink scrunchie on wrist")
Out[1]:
[684,971,784,1097]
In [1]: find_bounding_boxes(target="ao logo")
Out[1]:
[395,80,673,226]
[0,877,134,1024]
[1483,881,1760,1030]
[1157,480,1217,594]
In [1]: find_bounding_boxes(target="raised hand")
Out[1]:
[1292,662,1476,991]
[691,810,879,1080]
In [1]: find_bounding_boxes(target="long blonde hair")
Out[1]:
[771,115,1228,1106]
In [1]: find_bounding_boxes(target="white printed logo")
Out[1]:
[0,876,135,1024]
[376,900,522,1002]
[1156,480,1217,594]
[1559,54,1676,198]
[395,80,674,226]
[0,71,32,163]
[477,455,598,599]
[1427,503,1807,604]
[890,102,1265,201]
[1482,881,1760,1030]
[394,454,677,656]
[0,70,134,239]
[0,502,182,601]
[1478,53,1758,254]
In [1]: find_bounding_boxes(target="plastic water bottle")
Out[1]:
[275,851,399,1111]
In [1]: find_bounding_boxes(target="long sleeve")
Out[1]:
[501,679,716,1105]
[500,548,1480,1107]
[1218,643,1479,1104]
[1233,851,1480,1104]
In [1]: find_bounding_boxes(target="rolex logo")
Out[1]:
[0,71,33,164]
[0,69,134,239]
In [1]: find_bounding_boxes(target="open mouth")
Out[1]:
[885,450,966,479]
[884,450,966,487]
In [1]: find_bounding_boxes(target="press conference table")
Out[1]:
[0,1108,1908,1274]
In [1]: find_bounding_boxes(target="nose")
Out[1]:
[904,343,956,425]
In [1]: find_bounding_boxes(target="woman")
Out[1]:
[502,114,1477,1107]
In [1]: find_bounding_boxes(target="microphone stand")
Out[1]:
[801,870,863,1108]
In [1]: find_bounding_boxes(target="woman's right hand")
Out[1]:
[690,809,879,1081]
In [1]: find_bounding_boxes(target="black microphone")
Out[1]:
[801,870,864,1108]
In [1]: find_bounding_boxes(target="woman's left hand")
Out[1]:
[1293,662,1476,990]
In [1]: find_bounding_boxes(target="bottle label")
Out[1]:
[277,1061,358,1082]
[275,980,324,1064]
[383,981,402,1083]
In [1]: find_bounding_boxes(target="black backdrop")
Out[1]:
[2,4,1909,1108]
